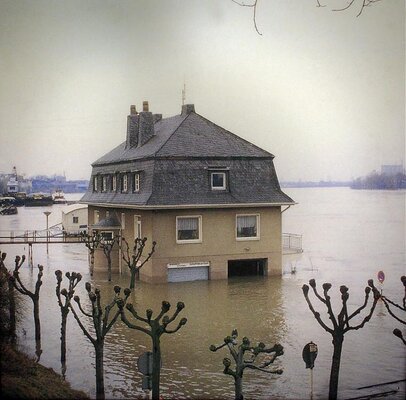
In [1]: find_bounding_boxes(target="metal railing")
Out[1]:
[0,229,84,244]
[282,233,303,253]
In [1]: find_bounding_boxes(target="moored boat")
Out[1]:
[0,196,18,215]
[25,193,53,207]
[52,189,67,204]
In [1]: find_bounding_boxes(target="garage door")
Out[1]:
[167,263,209,283]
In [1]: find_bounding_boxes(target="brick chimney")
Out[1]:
[138,101,155,147]
[126,105,139,148]
[181,104,195,115]
[153,114,162,123]
[125,101,156,148]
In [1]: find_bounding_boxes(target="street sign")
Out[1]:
[302,342,318,369]
[137,351,153,376]
[377,271,385,283]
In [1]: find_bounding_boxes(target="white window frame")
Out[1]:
[122,174,128,192]
[134,173,140,192]
[211,172,226,190]
[236,214,260,241]
[102,176,107,192]
[176,215,202,244]
[121,212,126,229]
[112,174,117,192]
[100,231,114,241]
[134,215,142,239]
[94,210,100,224]
[93,176,98,192]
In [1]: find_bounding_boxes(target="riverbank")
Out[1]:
[0,342,88,399]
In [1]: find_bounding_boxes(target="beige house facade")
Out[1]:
[82,102,294,283]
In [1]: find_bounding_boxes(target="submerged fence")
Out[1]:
[282,233,303,253]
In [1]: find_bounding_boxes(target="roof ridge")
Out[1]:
[153,113,190,157]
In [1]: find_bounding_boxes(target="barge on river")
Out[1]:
[25,193,53,207]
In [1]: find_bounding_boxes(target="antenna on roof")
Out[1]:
[182,80,186,106]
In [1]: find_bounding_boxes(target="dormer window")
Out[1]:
[211,172,226,190]
[101,176,107,192]
[133,173,140,192]
[121,174,128,192]
[112,174,117,192]
[93,176,98,192]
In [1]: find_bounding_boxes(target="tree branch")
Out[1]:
[232,0,262,36]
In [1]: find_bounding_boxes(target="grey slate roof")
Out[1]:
[81,106,294,208]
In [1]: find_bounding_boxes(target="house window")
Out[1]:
[134,215,142,239]
[122,174,128,192]
[100,231,113,241]
[211,172,226,190]
[176,216,202,243]
[236,214,260,240]
[106,211,110,218]
[102,176,107,192]
[72,216,79,224]
[112,175,117,192]
[133,173,140,192]
[94,210,100,224]
[93,176,98,192]
[121,213,125,229]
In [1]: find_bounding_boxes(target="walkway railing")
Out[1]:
[282,233,303,253]
[0,229,84,244]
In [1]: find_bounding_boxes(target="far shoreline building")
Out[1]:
[81,102,295,283]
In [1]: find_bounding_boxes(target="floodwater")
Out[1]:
[0,188,405,399]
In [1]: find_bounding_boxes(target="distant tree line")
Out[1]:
[351,172,406,190]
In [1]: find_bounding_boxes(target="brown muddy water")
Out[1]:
[0,188,404,399]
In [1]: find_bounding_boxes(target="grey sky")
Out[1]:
[0,0,404,181]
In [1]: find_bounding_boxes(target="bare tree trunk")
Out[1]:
[60,309,68,363]
[152,335,161,400]
[90,251,95,276]
[8,279,16,343]
[95,345,105,400]
[130,268,137,289]
[33,298,42,361]
[234,375,243,400]
[329,335,344,400]
[33,298,41,342]
[107,254,112,282]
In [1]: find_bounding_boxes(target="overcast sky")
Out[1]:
[0,0,404,181]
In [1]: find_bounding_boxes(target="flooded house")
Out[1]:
[81,102,294,283]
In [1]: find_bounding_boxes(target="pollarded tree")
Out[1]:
[99,234,119,282]
[69,283,131,399]
[0,252,16,342]
[380,275,406,345]
[121,237,156,289]
[210,329,283,400]
[302,279,380,400]
[9,255,44,361]
[55,270,82,376]
[81,232,101,276]
[119,299,187,400]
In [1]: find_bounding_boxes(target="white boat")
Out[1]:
[52,189,67,204]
